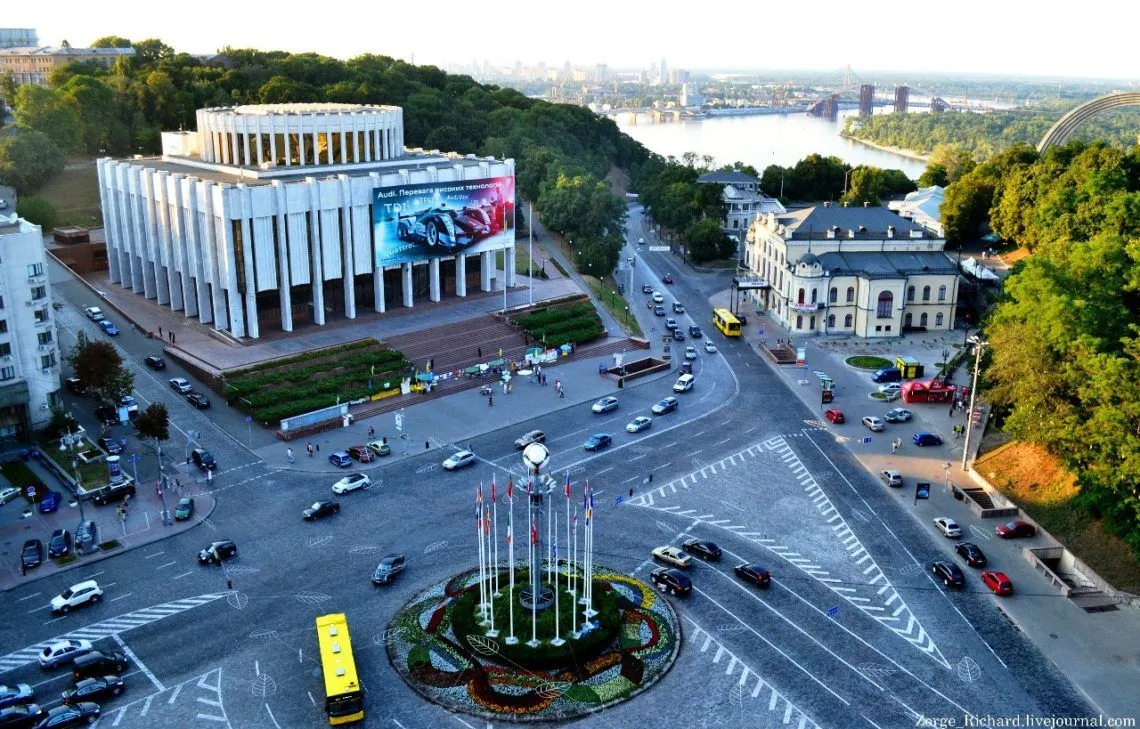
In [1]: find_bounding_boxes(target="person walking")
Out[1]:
[488,394,494,407]
[158,326,163,338]
[287,447,295,464]
[171,331,176,344]
[368,426,375,439]
[477,346,482,358]
[891,439,898,454]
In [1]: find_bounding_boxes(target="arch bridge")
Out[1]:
[1038,91,1140,152]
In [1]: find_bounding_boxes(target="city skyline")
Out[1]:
[11,0,1140,80]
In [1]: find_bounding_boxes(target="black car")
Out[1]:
[641,284,653,294]
[143,356,166,370]
[955,542,987,568]
[71,651,129,682]
[185,392,210,409]
[34,702,99,728]
[672,329,685,341]
[0,704,43,729]
[681,539,721,561]
[688,325,703,338]
[0,684,32,710]
[931,561,965,588]
[91,481,135,506]
[302,501,340,521]
[93,405,117,424]
[734,563,771,588]
[61,676,124,705]
[198,539,237,564]
[371,554,406,585]
[396,205,490,249]
[190,448,216,471]
[47,530,72,559]
[97,437,122,455]
[21,540,44,570]
[64,378,87,396]
[736,314,748,327]
[662,273,674,284]
[649,567,691,596]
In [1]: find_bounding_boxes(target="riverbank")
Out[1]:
[840,133,930,165]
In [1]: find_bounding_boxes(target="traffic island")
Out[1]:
[385,564,681,721]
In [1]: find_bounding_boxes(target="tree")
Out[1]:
[134,403,170,442]
[928,145,976,183]
[12,85,82,152]
[14,197,58,229]
[67,338,134,400]
[90,36,132,48]
[0,131,65,193]
[685,218,734,263]
[918,163,949,188]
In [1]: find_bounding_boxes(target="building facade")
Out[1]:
[0,212,61,438]
[97,103,516,340]
[0,44,134,87]
[743,203,959,338]
[0,29,38,50]
[696,169,786,248]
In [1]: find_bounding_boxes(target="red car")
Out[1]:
[824,409,845,424]
[981,571,1014,595]
[995,520,1036,539]
[347,445,374,463]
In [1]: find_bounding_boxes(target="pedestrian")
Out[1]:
[629,487,635,498]
[159,326,163,338]
[477,346,482,358]
[171,331,176,344]
[488,394,494,407]
[425,439,430,450]
[368,426,375,439]
[648,472,653,483]
[949,404,955,418]
[315,443,320,453]
[175,477,182,491]
[287,447,295,463]
[891,440,898,454]
[306,441,313,457]
[559,386,565,399]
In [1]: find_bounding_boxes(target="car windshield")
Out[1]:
[60,588,74,599]
[310,503,322,510]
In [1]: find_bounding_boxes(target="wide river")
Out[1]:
[616,108,928,179]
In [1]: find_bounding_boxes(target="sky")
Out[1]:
[14,0,1140,80]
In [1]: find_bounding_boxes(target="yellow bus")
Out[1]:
[315,613,364,724]
[712,309,741,337]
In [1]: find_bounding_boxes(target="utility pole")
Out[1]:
[154,439,172,526]
[960,337,986,472]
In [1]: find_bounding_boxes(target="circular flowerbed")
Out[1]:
[386,564,680,721]
[845,355,892,370]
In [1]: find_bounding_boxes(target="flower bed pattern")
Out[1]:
[386,563,681,722]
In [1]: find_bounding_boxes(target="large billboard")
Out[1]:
[373,176,515,267]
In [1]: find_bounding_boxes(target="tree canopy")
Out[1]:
[66,335,134,401]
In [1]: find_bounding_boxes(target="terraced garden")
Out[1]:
[515,303,605,349]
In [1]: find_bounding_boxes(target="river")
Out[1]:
[616,108,928,179]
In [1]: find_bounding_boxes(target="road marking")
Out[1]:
[26,604,50,614]
[173,571,193,579]
[265,703,282,729]
[83,571,105,580]
[43,616,66,625]
[144,551,166,559]
[111,593,133,602]
[156,561,177,569]
[113,634,164,692]
[139,695,153,717]
[18,592,41,601]
[168,682,183,704]
[595,467,613,476]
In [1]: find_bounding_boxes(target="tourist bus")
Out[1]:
[315,613,364,724]
[712,308,741,337]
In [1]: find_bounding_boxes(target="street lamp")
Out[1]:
[941,347,950,376]
[960,336,987,472]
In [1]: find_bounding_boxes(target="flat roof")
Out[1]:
[816,250,957,279]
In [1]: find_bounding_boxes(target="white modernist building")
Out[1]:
[743,203,959,338]
[696,169,786,246]
[0,212,61,437]
[98,103,516,340]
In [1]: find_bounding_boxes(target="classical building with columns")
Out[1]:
[97,103,516,340]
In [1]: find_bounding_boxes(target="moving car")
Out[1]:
[61,675,124,705]
[861,416,885,432]
[672,329,685,342]
[871,367,902,383]
[168,377,192,394]
[933,517,962,538]
[583,433,612,451]
[37,640,93,669]
[332,473,371,494]
[442,451,476,471]
[913,432,943,447]
[653,305,666,316]
[185,392,210,409]
[71,651,129,682]
[662,273,674,284]
[83,307,104,322]
[20,539,43,570]
[0,684,32,710]
[198,540,238,564]
[824,409,845,424]
[0,704,43,728]
[626,416,652,433]
[955,542,987,567]
[347,445,374,463]
[931,561,965,588]
[877,382,902,395]
[651,396,679,415]
[996,520,1037,539]
[97,437,122,455]
[396,204,491,249]
[681,539,722,561]
[664,317,678,330]
[672,302,685,314]
[366,440,392,457]
[982,571,1014,596]
[48,529,72,559]
[652,292,664,304]
[684,346,698,360]
[514,430,545,449]
[371,554,406,586]
[879,470,903,488]
[649,567,691,596]
[38,491,61,514]
[65,378,88,396]
[688,325,703,338]
[98,320,119,336]
[884,408,912,423]
[91,481,135,506]
[734,563,772,588]
[143,355,166,370]
[591,396,619,414]
[0,486,21,505]
[191,448,216,471]
[704,341,717,353]
[37,702,100,727]
[673,374,695,392]
[328,450,352,468]
[651,546,692,568]
[303,501,340,520]
[173,497,195,521]
[641,285,653,294]
[119,395,138,415]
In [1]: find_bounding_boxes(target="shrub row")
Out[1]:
[226,339,378,378]
[530,313,601,338]
[541,325,605,349]
[516,303,596,330]
[228,349,406,392]
[243,367,404,408]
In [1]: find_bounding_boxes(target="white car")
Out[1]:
[0,486,22,504]
[651,546,693,569]
[652,292,664,304]
[119,395,139,414]
[878,383,903,395]
[50,580,104,614]
[684,346,698,360]
[38,639,93,668]
[879,470,904,487]
[627,416,652,433]
[83,307,105,322]
[933,517,962,538]
[168,377,192,393]
[704,341,717,354]
[442,450,476,471]
[332,473,371,494]
[591,396,619,414]
[861,416,885,432]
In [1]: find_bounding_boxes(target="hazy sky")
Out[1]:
[16,0,1139,80]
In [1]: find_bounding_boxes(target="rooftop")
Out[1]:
[774,204,934,240]
[815,250,957,279]
[0,45,134,57]
[222,103,394,116]
[697,169,760,186]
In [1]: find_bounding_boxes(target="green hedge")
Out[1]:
[226,339,378,378]
[516,303,596,330]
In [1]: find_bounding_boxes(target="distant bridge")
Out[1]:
[1038,91,1140,152]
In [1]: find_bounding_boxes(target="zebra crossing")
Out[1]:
[632,440,781,507]
[98,667,230,728]
[0,593,227,673]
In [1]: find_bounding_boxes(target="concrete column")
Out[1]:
[312,130,319,165]
[241,130,250,166]
[429,258,441,302]
[456,254,467,297]
[308,179,325,325]
[373,267,385,313]
[256,131,264,166]
[402,263,413,308]
[480,250,493,292]
[230,129,240,167]
[272,183,292,331]
[174,178,198,318]
[339,128,347,164]
[268,115,277,165]
[505,246,517,287]
[340,177,356,319]
[352,125,360,163]
[363,123,372,161]
[238,204,258,339]
[163,177,184,313]
[286,124,293,167]
[97,161,120,284]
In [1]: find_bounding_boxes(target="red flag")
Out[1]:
[477,483,483,505]
[506,524,512,544]
[484,506,491,536]
[531,519,538,545]
[527,478,533,495]
[564,471,571,499]
[491,476,497,504]
[507,477,513,500]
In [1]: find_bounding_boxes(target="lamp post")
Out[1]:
[842,169,853,197]
[941,347,950,377]
[960,336,987,472]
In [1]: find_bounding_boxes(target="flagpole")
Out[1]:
[486,505,497,637]
[551,512,564,646]
[477,484,486,624]
[507,479,517,644]
[585,484,597,623]
[571,510,578,639]
[529,517,538,647]
[546,481,553,585]
[492,478,500,596]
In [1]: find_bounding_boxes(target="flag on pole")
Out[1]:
[583,479,589,510]
[531,520,538,545]
[506,524,512,544]
[485,506,491,535]
[507,477,513,500]
[573,511,578,535]
[564,471,571,499]
[527,478,533,496]
[491,475,497,504]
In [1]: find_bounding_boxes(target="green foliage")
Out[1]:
[41,408,79,440]
[0,132,65,194]
[841,166,917,207]
[940,144,1038,244]
[134,403,170,442]
[761,154,859,202]
[845,356,893,370]
[918,163,950,188]
[67,338,132,399]
[14,196,58,229]
[13,85,82,152]
[685,217,735,263]
[516,303,604,348]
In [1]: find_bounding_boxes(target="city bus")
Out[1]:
[712,308,741,337]
[315,613,364,724]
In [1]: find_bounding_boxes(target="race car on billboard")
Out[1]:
[396,205,491,249]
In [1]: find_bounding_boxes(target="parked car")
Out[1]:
[684,346,698,360]
[583,433,612,451]
[933,517,962,538]
[38,491,61,514]
[347,445,374,463]
[37,702,100,727]
[98,320,119,336]
[995,520,1037,539]
[652,292,664,304]
[97,437,122,455]
[191,448,216,471]
[185,392,210,409]
[71,650,128,682]
[672,302,685,314]
[734,563,772,588]
[37,640,93,669]
[879,470,903,488]
[649,567,691,596]
[0,684,32,710]
[651,546,692,568]
[884,408,912,423]
[688,325,703,338]
[871,367,901,383]
[168,377,192,394]
[931,561,965,588]
[955,542,987,568]
[332,474,371,494]
[61,676,124,705]
[981,571,1014,596]
[913,432,943,447]
[0,486,21,505]
[653,305,666,316]
[442,451,476,471]
[681,539,722,561]
[64,378,88,396]
[641,284,653,294]
[862,416,885,432]
[662,273,674,284]
[91,481,134,506]
[173,497,195,521]
[303,501,340,521]
[514,430,545,449]
[328,451,352,468]
[651,396,679,415]
[704,341,717,353]
[48,529,72,559]
[82,307,104,322]
[119,396,138,415]
[366,440,392,457]
[824,409,845,424]
[93,405,118,424]
[591,396,619,414]
[198,539,237,564]
[20,539,43,570]
[877,382,902,395]
[371,554,406,586]
[143,355,166,370]
[0,704,43,728]
[626,416,652,433]
[664,317,678,331]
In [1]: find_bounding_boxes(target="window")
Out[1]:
[0,343,9,356]
[907,285,915,302]
[876,291,893,319]
[34,308,49,323]
[828,314,836,328]
[905,312,913,327]
[829,287,837,304]
[40,353,56,369]
[797,288,805,305]
[844,313,853,328]
[30,285,46,300]
[26,263,44,277]
[846,286,855,303]
[920,312,929,327]
[0,366,13,380]
[810,289,818,305]
[938,285,947,301]
[0,295,5,309]
[796,315,803,329]
[37,331,52,345]
[0,320,7,333]
[809,316,815,330]
[922,285,931,302]
[936,313,944,326]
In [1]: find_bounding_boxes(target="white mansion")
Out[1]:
[742,203,959,338]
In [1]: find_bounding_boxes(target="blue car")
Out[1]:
[913,431,943,447]
[98,320,119,336]
[584,433,612,451]
[328,451,352,468]
[38,490,61,513]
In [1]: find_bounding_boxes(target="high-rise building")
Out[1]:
[595,63,609,84]
[660,57,667,84]
[0,28,37,49]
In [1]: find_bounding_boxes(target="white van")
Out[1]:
[673,374,695,393]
